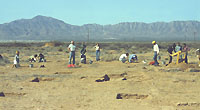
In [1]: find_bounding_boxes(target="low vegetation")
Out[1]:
[0,41,199,65]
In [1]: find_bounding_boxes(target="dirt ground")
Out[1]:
[1,42,200,110]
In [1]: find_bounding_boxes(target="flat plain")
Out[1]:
[0,42,200,110]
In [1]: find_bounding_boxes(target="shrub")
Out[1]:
[0,56,11,66]
[102,54,119,62]
[58,48,63,52]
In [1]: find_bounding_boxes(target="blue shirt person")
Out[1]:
[128,54,138,63]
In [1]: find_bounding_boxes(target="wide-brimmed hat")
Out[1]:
[152,41,156,44]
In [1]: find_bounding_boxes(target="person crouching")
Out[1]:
[129,54,138,63]
[119,53,129,63]
[29,54,38,62]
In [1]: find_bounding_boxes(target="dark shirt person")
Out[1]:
[80,43,87,64]
[172,43,176,52]
[39,53,45,62]
[166,45,174,66]
[182,43,190,64]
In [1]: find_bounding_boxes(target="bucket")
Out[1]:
[29,64,33,68]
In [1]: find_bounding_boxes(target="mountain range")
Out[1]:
[0,15,199,41]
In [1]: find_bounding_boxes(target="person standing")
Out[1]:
[196,49,200,67]
[152,41,159,66]
[80,42,87,64]
[95,43,100,61]
[0,54,3,60]
[175,42,182,53]
[182,43,190,64]
[166,45,174,66]
[68,41,76,66]
[80,42,86,55]
[175,42,182,62]
[172,43,176,52]
[13,51,20,68]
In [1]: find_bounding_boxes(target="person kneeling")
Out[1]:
[119,53,129,63]
[38,53,46,62]
[29,54,38,62]
[129,54,138,63]
[81,54,86,64]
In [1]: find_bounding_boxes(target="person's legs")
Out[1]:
[96,51,98,61]
[121,58,127,63]
[179,54,183,63]
[72,51,75,65]
[199,57,200,66]
[69,52,72,64]
[39,58,42,62]
[129,59,133,63]
[169,55,172,64]
[185,54,188,64]
[134,56,138,62]
[98,51,100,61]
[84,55,86,64]
[96,50,100,61]
[153,52,159,65]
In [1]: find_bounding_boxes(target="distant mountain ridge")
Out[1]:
[0,15,199,41]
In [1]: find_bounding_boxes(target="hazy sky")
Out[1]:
[0,0,199,25]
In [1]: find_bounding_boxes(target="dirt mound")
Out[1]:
[54,72,73,74]
[116,93,148,99]
[0,92,5,97]
[177,102,200,107]
[4,92,26,97]
[31,77,55,82]
[43,42,56,47]
[96,74,110,82]
[167,63,197,71]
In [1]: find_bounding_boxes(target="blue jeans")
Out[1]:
[121,58,127,63]
[153,52,159,65]
[69,51,75,64]
[96,50,100,61]
[169,55,172,64]
[185,53,188,64]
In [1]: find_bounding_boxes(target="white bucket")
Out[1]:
[29,64,33,68]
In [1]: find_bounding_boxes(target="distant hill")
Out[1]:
[0,15,199,41]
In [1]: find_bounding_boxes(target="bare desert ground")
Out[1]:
[1,42,200,110]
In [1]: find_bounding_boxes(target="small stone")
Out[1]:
[120,72,128,77]
[95,79,104,82]
[96,74,110,82]
[189,68,200,72]
[40,65,45,68]
[31,77,40,82]
[142,67,147,69]
[165,68,182,72]
[165,58,168,60]
[104,74,110,81]
[122,78,127,80]
[80,76,87,79]
[116,93,122,99]
[0,92,5,97]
